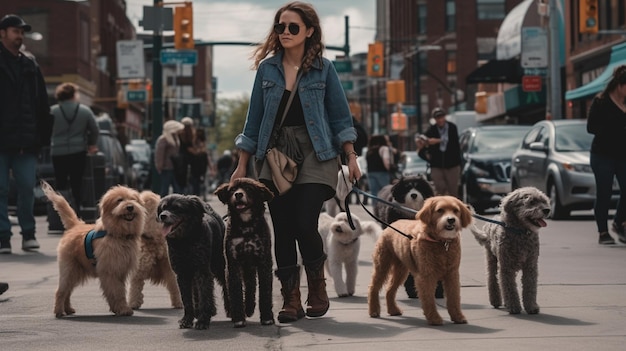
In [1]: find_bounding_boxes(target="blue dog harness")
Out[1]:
[85,229,107,264]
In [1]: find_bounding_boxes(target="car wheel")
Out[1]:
[548,182,568,220]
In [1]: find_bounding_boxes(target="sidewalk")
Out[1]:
[1,196,625,350]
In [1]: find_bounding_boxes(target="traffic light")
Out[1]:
[367,42,384,77]
[174,2,194,49]
[579,0,598,34]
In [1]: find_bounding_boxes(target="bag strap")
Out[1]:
[269,70,302,149]
[60,103,80,126]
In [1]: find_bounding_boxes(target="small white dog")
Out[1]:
[324,165,352,217]
[318,212,381,297]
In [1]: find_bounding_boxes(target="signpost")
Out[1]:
[116,40,145,79]
[160,50,198,65]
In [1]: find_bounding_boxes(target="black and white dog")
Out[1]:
[157,194,230,329]
[374,175,435,228]
[215,178,275,328]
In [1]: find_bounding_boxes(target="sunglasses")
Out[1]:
[273,23,302,35]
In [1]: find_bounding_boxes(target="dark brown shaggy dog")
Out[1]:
[215,178,275,328]
[128,191,182,310]
[368,196,472,325]
[42,181,146,318]
[157,194,230,329]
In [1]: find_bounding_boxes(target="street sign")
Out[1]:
[522,76,542,92]
[521,27,548,68]
[333,60,352,73]
[116,40,145,79]
[127,90,147,102]
[340,80,353,91]
[524,67,548,76]
[160,50,198,65]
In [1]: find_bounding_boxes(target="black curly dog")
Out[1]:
[215,178,275,328]
[157,194,230,329]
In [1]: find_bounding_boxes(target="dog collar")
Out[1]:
[420,234,456,251]
[339,237,359,246]
[85,229,107,262]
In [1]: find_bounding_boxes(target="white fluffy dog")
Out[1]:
[318,212,381,297]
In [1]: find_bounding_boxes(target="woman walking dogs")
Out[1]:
[230,2,361,323]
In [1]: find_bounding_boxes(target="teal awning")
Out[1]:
[565,42,626,101]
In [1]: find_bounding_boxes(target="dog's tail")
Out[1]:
[40,180,82,230]
[362,220,382,241]
[469,223,490,247]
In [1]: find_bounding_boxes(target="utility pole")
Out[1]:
[548,0,562,119]
[151,0,164,193]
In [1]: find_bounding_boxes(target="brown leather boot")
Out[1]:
[275,266,305,323]
[304,255,329,317]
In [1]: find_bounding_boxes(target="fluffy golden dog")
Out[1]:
[368,196,472,325]
[42,181,146,318]
[128,191,182,310]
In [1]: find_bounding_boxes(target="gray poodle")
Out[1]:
[470,187,550,314]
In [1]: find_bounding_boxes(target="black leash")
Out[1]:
[470,212,529,235]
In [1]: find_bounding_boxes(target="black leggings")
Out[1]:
[268,183,334,268]
[52,152,87,207]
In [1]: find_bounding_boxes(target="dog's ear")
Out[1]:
[214,183,230,204]
[418,179,435,198]
[255,180,274,203]
[457,198,473,228]
[417,197,435,223]
[501,190,521,216]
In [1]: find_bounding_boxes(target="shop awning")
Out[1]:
[465,58,523,84]
[565,42,626,101]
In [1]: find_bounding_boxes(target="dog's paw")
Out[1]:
[194,320,210,330]
[452,316,468,324]
[338,293,350,298]
[178,317,194,329]
[525,304,540,314]
[427,317,444,326]
[233,320,246,328]
[508,306,522,315]
[261,318,275,326]
[114,307,134,316]
[369,312,380,318]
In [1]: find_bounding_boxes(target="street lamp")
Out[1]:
[414,45,441,134]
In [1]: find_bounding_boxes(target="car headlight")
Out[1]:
[469,164,490,177]
[562,163,592,173]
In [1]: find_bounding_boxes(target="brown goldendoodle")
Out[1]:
[42,181,146,318]
[368,196,472,325]
[128,191,182,310]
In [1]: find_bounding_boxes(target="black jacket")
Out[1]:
[587,95,626,160]
[419,121,461,169]
[0,42,52,153]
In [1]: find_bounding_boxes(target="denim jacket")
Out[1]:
[235,51,356,161]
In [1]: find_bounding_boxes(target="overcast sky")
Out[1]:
[126,0,376,99]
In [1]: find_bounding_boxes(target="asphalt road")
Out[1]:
[1,196,625,351]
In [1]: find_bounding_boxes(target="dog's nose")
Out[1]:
[410,194,417,199]
[159,213,166,221]
[542,208,551,216]
[447,217,456,225]
[235,192,243,200]
[126,205,134,212]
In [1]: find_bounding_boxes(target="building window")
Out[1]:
[418,3,427,34]
[446,0,456,32]
[446,50,457,74]
[477,0,506,20]
[80,18,90,62]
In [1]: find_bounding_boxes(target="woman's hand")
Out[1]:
[230,165,246,182]
[346,154,361,184]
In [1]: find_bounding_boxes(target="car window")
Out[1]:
[555,124,592,151]
[470,129,528,153]
[522,127,542,149]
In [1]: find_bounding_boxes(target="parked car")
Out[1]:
[459,125,531,213]
[397,151,430,179]
[125,139,152,191]
[510,119,619,219]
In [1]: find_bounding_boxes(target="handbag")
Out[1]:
[262,71,302,195]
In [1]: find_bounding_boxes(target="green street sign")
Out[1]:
[341,80,353,91]
[333,60,352,73]
[127,90,147,102]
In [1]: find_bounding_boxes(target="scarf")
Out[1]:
[438,122,449,152]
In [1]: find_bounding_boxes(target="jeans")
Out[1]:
[0,151,37,240]
[159,169,181,197]
[52,152,87,209]
[367,171,391,206]
[590,152,626,233]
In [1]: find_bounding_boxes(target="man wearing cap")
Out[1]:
[0,14,53,254]
[416,107,462,198]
